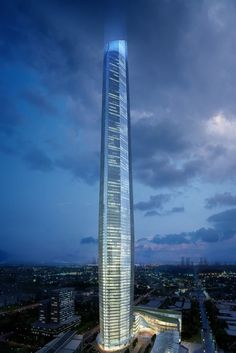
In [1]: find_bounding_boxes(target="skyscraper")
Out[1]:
[98,40,134,351]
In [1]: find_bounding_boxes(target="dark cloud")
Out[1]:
[139,207,236,245]
[2,0,236,189]
[80,208,236,261]
[55,153,99,184]
[205,144,227,159]
[135,157,203,188]
[170,207,184,213]
[208,208,236,232]
[136,237,148,243]
[144,210,161,217]
[206,192,236,209]
[128,0,236,189]
[135,194,185,217]
[144,227,233,246]
[144,206,184,217]
[80,236,98,245]
[132,118,191,159]
[147,208,236,245]
[134,194,170,211]
[0,0,103,95]
[152,233,190,245]
[0,0,103,186]
[192,228,222,243]
[23,147,54,172]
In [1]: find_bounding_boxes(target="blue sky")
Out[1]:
[1,0,236,264]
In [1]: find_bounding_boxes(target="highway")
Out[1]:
[194,272,217,353]
[0,302,40,316]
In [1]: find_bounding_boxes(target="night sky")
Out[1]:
[1,0,236,264]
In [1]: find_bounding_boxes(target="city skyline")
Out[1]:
[1,0,236,264]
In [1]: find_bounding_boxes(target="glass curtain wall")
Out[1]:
[98,40,134,351]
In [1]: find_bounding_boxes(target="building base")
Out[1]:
[96,333,131,352]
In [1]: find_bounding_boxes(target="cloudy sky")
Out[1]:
[1,0,236,264]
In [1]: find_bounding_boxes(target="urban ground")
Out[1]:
[0,264,236,353]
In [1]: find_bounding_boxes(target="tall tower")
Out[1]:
[98,40,134,351]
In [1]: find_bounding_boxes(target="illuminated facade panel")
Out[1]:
[98,39,134,351]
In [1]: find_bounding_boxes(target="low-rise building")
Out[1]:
[150,330,180,353]
[36,331,83,353]
[133,307,186,352]
[216,300,236,336]
[134,306,182,335]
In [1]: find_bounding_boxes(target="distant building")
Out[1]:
[216,300,236,336]
[36,330,83,353]
[51,288,75,324]
[199,257,208,265]
[186,258,190,266]
[39,299,51,324]
[32,288,80,336]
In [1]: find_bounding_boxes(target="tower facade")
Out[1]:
[98,40,134,351]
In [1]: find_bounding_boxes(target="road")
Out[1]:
[134,289,155,306]
[0,303,40,316]
[194,272,217,353]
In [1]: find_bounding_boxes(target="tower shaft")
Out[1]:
[98,40,134,351]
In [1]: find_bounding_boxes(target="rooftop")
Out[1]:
[135,306,182,320]
[150,330,180,353]
[137,306,182,316]
[36,331,83,353]
[32,315,80,330]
